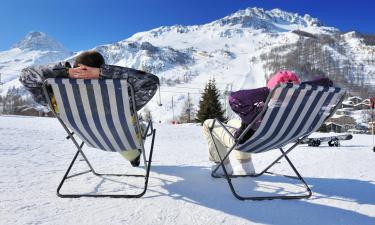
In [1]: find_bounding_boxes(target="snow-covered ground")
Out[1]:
[0,115,375,225]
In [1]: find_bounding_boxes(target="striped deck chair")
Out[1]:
[209,83,346,200]
[42,78,156,198]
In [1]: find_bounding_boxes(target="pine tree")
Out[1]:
[2,86,30,115]
[196,79,226,124]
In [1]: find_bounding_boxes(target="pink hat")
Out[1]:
[267,70,300,89]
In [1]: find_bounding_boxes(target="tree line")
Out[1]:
[260,32,374,97]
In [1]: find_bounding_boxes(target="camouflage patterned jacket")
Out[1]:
[19,62,159,111]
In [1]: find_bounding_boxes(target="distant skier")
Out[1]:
[19,50,160,166]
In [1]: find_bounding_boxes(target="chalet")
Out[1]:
[13,106,41,117]
[325,122,345,133]
[362,99,371,105]
[328,115,356,126]
[356,123,369,131]
[347,96,363,105]
[341,101,354,109]
[353,102,370,110]
[335,108,354,116]
[343,124,355,131]
[13,106,53,117]
[347,129,365,134]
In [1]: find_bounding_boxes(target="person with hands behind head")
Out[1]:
[67,50,103,79]
[20,50,159,167]
[20,50,159,110]
[68,64,101,79]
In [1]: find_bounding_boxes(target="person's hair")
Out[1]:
[73,50,105,68]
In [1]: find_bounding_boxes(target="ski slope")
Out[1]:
[0,115,374,225]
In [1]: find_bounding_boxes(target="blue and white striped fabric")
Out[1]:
[237,83,345,153]
[47,78,141,152]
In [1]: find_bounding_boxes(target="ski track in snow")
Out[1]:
[0,115,375,225]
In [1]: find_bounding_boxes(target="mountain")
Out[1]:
[1,8,374,122]
[0,31,72,89]
[92,7,374,121]
[11,31,68,52]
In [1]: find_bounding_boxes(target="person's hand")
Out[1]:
[68,64,100,79]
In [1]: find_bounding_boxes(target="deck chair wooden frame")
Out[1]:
[42,78,156,198]
[209,83,346,200]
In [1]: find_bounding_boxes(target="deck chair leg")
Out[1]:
[56,129,156,198]
[212,141,312,200]
[253,142,300,177]
[278,148,312,196]
[56,149,81,198]
[208,127,243,199]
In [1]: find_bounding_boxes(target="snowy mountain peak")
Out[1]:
[343,31,362,39]
[1,31,72,85]
[216,7,322,29]
[11,31,67,52]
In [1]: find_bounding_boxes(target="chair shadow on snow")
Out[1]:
[148,165,375,225]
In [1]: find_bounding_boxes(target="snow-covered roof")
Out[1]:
[348,96,363,101]
[330,114,354,119]
[342,101,354,105]
[325,122,344,127]
[347,129,361,132]
[337,108,353,112]
[357,122,370,128]
[362,99,370,103]
[354,102,370,106]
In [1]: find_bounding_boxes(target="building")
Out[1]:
[355,123,370,134]
[324,114,357,133]
[353,102,370,110]
[362,99,371,105]
[325,122,345,133]
[328,115,356,127]
[347,129,365,134]
[341,101,354,109]
[326,96,373,133]
[335,108,354,116]
[347,96,363,105]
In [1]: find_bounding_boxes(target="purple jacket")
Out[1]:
[229,87,269,129]
[229,78,333,141]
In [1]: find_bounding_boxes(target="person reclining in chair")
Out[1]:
[203,70,333,176]
[19,50,159,167]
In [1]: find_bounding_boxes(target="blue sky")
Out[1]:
[1,0,374,51]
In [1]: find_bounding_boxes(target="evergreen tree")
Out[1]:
[196,79,226,124]
[2,86,31,115]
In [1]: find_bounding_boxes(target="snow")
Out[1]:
[1,7,375,122]
[0,32,72,94]
[1,115,375,225]
[12,31,68,52]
